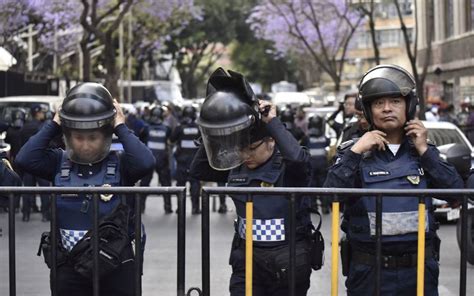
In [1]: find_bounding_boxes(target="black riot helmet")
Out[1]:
[181,106,197,122]
[308,115,324,137]
[11,108,26,128]
[150,106,164,124]
[197,67,267,170]
[279,108,295,128]
[60,82,116,164]
[358,64,418,128]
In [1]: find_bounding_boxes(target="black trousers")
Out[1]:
[53,259,137,296]
[229,236,312,296]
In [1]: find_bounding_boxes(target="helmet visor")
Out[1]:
[63,127,112,164]
[199,126,251,170]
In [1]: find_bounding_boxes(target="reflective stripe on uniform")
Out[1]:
[183,127,199,135]
[367,210,429,236]
[148,141,166,150]
[238,217,285,241]
[310,148,326,156]
[149,130,167,137]
[181,140,197,149]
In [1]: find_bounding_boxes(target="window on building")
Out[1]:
[470,0,474,31]
[445,0,454,38]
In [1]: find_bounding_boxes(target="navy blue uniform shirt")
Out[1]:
[15,121,155,185]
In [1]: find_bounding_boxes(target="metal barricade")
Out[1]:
[201,187,473,296]
[1,186,187,296]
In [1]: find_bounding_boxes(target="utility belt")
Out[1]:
[37,204,133,279]
[233,214,324,272]
[340,235,441,275]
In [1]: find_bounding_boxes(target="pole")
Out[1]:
[127,10,133,103]
[416,197,426,296]
[28,25,33,71]
[119,4,124,101]
[245,194,253,296]
[331,197,340,296]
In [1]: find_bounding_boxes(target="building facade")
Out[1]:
[417,0,474,109]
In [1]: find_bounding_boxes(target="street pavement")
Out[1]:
[1,193,473,296]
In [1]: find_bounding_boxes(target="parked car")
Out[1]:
[423,121,474,221]
[0,95,63,122]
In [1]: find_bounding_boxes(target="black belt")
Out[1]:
[352,246,433,269]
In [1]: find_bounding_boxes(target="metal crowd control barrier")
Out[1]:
[1,186,186,296]
[201,187,472,296]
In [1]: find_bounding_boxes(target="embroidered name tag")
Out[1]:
[369,171,390,176]
[229,177,247,184]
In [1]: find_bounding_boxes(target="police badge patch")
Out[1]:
[260,181,274,187]
[100,184,113,201]
[406,175,420,185]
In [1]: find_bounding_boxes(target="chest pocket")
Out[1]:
[360,162,428,236]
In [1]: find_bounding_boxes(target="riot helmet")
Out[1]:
[181,106,197,122]
[197,68,267,170]
[150,106,164,124]
[279,108,295,129]
[358,64,418,128]
[60,82,116,164]
[11,108,26,128]
[308,115,324,137]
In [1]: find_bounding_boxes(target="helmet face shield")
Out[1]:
[63,127,113,164]
[199,125,252,170]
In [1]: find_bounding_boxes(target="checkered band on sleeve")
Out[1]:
[60,229,88,251]
[238,217,285,242]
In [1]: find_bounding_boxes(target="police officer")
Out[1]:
[140,105,173,214]
[0,151,22,211]
[190,68,316,296]
[279,108,309,146]
[15,82,154,296]
[19,104,49,221]
[327,93,357,138]
[171,105,201,214]
[5,108,26,212]
[324,65,464,295]
[307,115,330,214]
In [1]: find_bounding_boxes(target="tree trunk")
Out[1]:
[80,37,91,82]
[103,35,120,99]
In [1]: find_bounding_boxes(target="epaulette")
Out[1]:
[1,158,13,171]
[337,139,355,151]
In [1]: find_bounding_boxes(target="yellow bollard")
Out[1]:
[331,202,340,296]
[245,201,253,296]
[417,202,426,296]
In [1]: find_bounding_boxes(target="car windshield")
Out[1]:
[427,128,468,148]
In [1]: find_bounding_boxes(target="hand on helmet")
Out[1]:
[405,119,428,155]
[113,99,125,128]
[258,100,276,124]
[351,130,389,154]
[53,109,61,125]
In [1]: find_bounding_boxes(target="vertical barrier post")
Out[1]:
[8,193,16,296]
[245,194,253,296]
[92,193,100,296]
[50,193,58,296]
[134,193,143,296]
[416,196,426,296]
[375,194,382,296]
[331,195,340,296]
[459,195,468,296]
[177,189,186,296]
[288,193,296,296]
[202,190,210,296]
